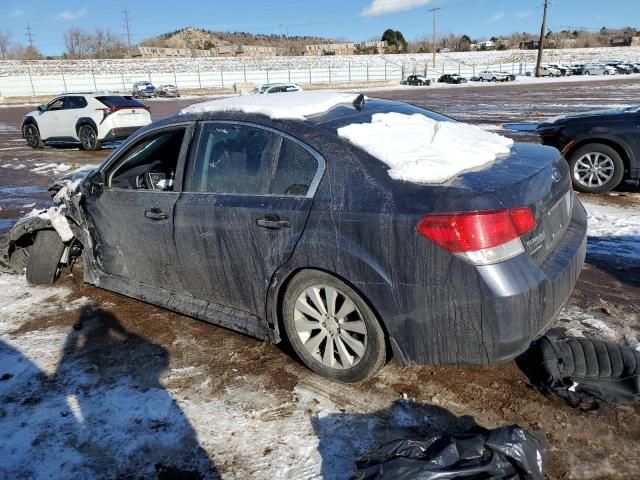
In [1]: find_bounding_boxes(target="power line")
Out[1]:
[122,7,133,57]
[25,22,34,48]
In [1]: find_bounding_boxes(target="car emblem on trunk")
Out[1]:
[551,168,561,183]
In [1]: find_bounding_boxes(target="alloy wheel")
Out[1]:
[80,126,97,150]
[24,125,39,147]
[293,284,368,370]
[574,152,615,188]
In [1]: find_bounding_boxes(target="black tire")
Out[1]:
[26,230,66,285]
[568,143,625,194]
[23,123,44,148]
[282,270,386,383]
[78,125,101,151]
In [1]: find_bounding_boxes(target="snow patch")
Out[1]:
[180,90,359,119]
[337,112,514,184]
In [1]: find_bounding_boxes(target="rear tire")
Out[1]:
[282,270,386,383]
[26,230,66,285]
[569,143,625,193]
[78,125,101,151]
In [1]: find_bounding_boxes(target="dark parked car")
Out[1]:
[132,81,157,98]
[537,105,640,193]
[405,75,431,86]
[2,94,587,383]
[438,74,467,84]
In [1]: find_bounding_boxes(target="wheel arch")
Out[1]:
[267,266,393,360]
[21,116,40,134]
[75,117,99,136]
[563,137,633,176]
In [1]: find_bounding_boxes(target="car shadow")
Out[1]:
[310,399,481,479]
[0,305,220,479]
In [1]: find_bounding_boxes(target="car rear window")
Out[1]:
[310,99,454,134]
[96,96,147,108]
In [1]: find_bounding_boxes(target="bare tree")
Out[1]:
[64,27,92,59]
[0,31,10,60]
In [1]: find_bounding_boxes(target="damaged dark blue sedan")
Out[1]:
[2,92,587,382]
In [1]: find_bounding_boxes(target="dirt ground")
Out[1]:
[1,78,640,479]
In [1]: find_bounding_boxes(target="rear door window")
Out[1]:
[185,123,319,197]
[63,96,87,109]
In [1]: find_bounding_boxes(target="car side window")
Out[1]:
[63,96,88,110]
[185,123,319,197]
[45,98,64,111]
[108,127,186,191]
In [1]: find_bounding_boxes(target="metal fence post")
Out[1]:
[348,61,351,83]
[366,61,369,82]
[309,67,312,84]
[288,67,291,84]
[28,68,36,97]
[243,63,247,82]
[92,70,97,92]
[329,64,332,83]
[148,70,152,83]
[61,73,67,93]
[266,69,270,83]
[384,62,387,81]
[220,70,224,88]
[121,72,126,92]
[173,67,178,88]
[197,65,202,89]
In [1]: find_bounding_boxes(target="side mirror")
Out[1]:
[37,105,45,112]
[88,170,105,193]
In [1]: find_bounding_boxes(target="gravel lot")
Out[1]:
[1,77,639,479]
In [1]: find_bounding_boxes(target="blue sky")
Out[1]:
[2,0,638,55]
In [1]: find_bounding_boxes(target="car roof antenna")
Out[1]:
[353,94,366,111]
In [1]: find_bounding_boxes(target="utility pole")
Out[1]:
[535,0,550,77]
[122,7,132,57]
[428,8,440,68]
[25,22,34,48]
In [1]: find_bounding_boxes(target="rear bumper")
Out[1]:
[386,198,588,366]
[101,127,143,142]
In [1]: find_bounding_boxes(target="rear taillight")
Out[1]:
[96,107,115,121]
[416,207,536,265]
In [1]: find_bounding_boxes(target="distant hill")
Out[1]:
[140,27,340,56]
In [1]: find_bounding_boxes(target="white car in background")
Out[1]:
[539,66,562,77]
[250,83,303,94]
[582,63,616,75]
[478,70,509,82]
[21,93,152,151]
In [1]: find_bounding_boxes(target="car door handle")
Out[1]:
[145,209,168,220]
[256,216,291,229]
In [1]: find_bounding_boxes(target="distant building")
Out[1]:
[133,45,278,59]
[470,40,495,50]
[519,40,541,50]
[609,36,639,47]
[304,41,387,56]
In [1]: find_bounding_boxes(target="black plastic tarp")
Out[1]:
[523,335,640,405]
[349,425,547,480]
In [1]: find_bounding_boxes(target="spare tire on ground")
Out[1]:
[521,335,640,405]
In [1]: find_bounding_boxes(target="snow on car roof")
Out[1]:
[337,112,514,184]
[180,91,359,120]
